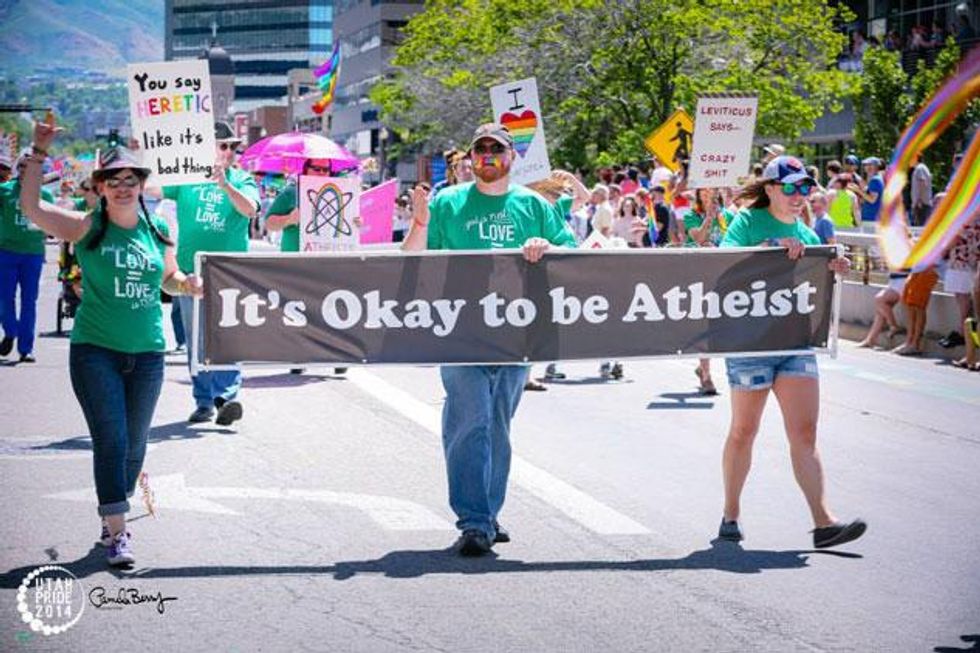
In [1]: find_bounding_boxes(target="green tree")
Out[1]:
[852,39,979,189]
[909,38,980,188]
[373,0,853,172]
[851,47,912,162]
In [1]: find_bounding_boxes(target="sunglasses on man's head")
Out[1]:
[780,182,812,197]
[104,175,141,189]
[218,142,239,151]
[472,142,506,156]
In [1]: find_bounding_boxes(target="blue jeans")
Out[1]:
[176,295,241,409]
[170,297,186,347]
[0,248,44,355]
[440,365,529,539]
[69,343,164,516]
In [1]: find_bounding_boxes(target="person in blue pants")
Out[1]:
[0,152,54,362]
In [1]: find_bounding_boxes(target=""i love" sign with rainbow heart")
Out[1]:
[490,77,552,185]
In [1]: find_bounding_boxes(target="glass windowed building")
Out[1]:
[165,0,334,113]
[330,0,423,169]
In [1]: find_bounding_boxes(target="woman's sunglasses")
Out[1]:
[104,175,141,189]
[780,182,813,197]
[306,163,331,174]
[218,142,240,151]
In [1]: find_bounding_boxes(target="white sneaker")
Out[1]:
[106,531,135,566]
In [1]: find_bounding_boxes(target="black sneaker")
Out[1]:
[455,529,493,557]
[215,399,243,426]
[334,367,348,375]
[492,522,510,544]
[19,353,36,363]
[611,362,624,379]
[813,519,867,549]
[718,518,743,541]
[940,331,965,348]
[0,336,13,356]
[188,406,215,423]
[543,364,566,380]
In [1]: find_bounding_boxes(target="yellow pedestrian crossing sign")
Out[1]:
[644,108,694,172]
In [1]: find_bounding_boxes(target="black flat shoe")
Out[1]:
[813,519,867,549]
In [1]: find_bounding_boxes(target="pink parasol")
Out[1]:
[239,132,360,175]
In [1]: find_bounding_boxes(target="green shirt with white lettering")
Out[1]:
[720,207,820,248]
[163,167,259,272]
[0,180,54,255]
[71,210,170,353]
[266,183,299,252]
[427,182,577,251]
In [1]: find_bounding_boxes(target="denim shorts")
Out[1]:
[725,354,819,391]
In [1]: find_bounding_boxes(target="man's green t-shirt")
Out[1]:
[720,207,820,248]
[0,180,54,255]
[265,183,299,252]
[163,167,259,272]
[427,182,577,251]
[71,211,170,353]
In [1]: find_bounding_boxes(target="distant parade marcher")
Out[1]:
[160,121,260,425]
[0,150,54,362]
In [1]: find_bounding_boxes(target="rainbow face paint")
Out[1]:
[879,47,980,271]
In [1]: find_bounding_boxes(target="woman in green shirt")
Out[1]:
[682,188,727,394]
[716,155,865,549]
[264,158,334,252]
[20,118,203,567]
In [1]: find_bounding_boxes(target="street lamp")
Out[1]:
[379,126,389,182]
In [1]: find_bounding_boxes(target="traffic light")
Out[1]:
[107,128,120,148]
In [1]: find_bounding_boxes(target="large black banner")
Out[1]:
[198,248,838,366]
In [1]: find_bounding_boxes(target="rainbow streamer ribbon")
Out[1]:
[312,42,341,115]
[879,47,980,270]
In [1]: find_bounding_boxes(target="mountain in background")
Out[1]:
[0,0,165,75]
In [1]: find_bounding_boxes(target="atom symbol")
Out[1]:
[306,184,354,238]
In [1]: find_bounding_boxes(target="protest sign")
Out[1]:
[199,248,838,366]
[359,179,398,245]
[127,60,216,186]
[644,109,694,172]
[490,77,551,185]
[298,175,360,251]
[687,94,759,188]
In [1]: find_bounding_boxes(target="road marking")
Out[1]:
[45,473,453,531]
[345,369,651,535]
[823,354,980,406]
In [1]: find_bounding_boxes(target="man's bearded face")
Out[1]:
[471,139,512,182]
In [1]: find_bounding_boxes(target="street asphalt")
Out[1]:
[1,246,978,652]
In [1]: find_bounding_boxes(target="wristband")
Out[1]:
[31,144,47,157]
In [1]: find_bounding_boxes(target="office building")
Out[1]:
[164,0,335,113]
[331,0,423,176]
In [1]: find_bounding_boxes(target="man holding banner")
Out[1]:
[164,122,260,425]
[402,123,576,556]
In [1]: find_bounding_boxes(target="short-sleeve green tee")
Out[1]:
[720,207,820,248]
[426,182,577,251]
[0,180,54,255]
[163,167,259,272]
[71,211,170,353]
[265,183,299,252]
[554,195,573,221]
